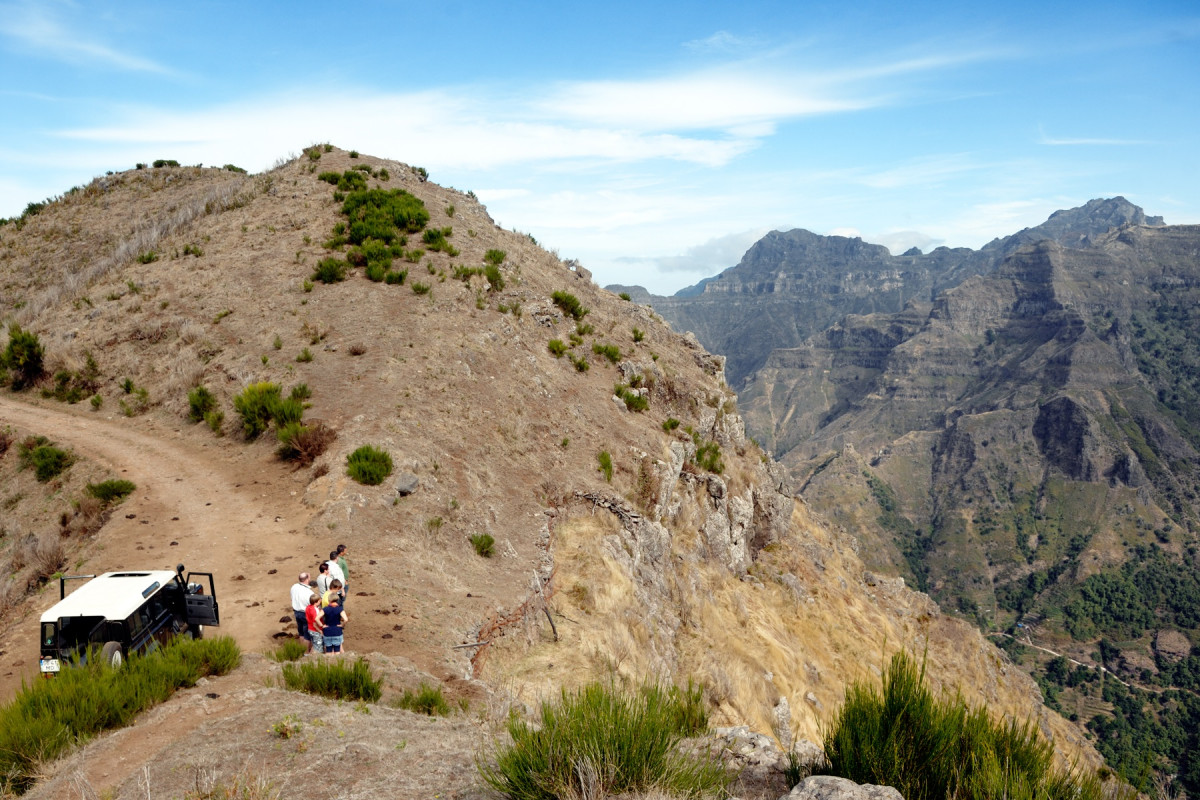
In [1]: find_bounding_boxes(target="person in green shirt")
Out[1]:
[336,544,349,603]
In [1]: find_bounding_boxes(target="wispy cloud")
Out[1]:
[1037,125,1150,146]
[682,31,761,53]
[0,1,174,74]
[617,228,770,274]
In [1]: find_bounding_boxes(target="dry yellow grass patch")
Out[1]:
[488,503,1098,767]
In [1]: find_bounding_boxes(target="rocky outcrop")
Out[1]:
[623,197,1161,388]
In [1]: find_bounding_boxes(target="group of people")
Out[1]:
[289,544,351,655]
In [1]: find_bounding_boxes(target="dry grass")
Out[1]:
[488,504,1097,767]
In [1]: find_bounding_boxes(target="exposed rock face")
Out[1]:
[620,197,1158,388]
[739,223,1200,638]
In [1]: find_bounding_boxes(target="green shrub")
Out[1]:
[479,681,725,800]
[222,164,247,173]
[632,327,645,343]
[18,437,74,482]
[614,384,649,412]
[575,322,594,336]
[552,290,588,320]
[393,682,450,716]
[384,269,407,285]
[569,353,590,372]
[592,342,621,364]
[90,393,102,410]
[337,170,368,192]
[152,159,180,168]
[597,451,613,482]
[2,324,44,390]
[411,281,431,295]
[422,227,453,252]
[821,651,1107,800]
[266,395,303,427]
[136,250,158,264]
[663,417,680,432]
[484,249,506,266]
[470,533,495,558]
[347,445,393,485]
[85,479,136,505]
[341,188,430,242]
[296,347,313,363]
[269,639,307,662]
[485,264,505,292]
[0,636,239,795]
[312,257,347,284]
[233,382,282,439]
[187,385,217,423]
[290,383,311,401]
[281,657,381,702]
[694,440,723,474]
[620,292,632,301]
[547,339,567,358]
[205,409,224,434]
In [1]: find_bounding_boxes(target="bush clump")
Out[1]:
[469,533,495,558]
[479,681,725,800]
[614,384,648,412]
[393,682,451,716]
[821,651,1108,800]
[597,450,613,482]
[281,657,381,702]
[2,324,44,390]
[233,382,280,438]
[0,636,240,795]
[592,342,621,364]
[312,257,347,284]
[18,437,74,482]
[187,385,217,423]
[547,339,567,358]
[85,479,136,505]
[342,188,430,244]
[551,290,588,321]
[276,420,336,466]
[347,445,393,485]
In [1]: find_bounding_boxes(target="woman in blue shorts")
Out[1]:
[322,595,348,654]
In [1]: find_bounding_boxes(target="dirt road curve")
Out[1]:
[0,395,315,698]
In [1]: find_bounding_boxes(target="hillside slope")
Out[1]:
[0,149,1099,795]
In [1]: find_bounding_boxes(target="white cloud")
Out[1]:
[542,69,865,132]
[871,230,943,255]
[0,1,174,74]
[1037,127,1150,146]
[52,91,759,171]
[682,31,760,53]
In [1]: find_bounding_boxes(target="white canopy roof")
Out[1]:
[40,571,179,624]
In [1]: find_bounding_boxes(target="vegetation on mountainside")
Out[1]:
[479,681,727,800]
[17,436,74,482]
[280,657,382,702]
[822,650,1117,800]
[346,444,393,485]
[0,636,240,795]
[1,325,44,390]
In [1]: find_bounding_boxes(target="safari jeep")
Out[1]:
[39,564,219,674]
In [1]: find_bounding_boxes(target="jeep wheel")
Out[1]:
[101,641,123,669]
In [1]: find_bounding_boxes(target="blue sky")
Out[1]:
[1,1,1197,294]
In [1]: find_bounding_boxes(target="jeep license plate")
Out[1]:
[39,658,60,674]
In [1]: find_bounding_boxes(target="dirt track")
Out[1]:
[0,395,316,698]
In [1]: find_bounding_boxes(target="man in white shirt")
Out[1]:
[290,572,313,653]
